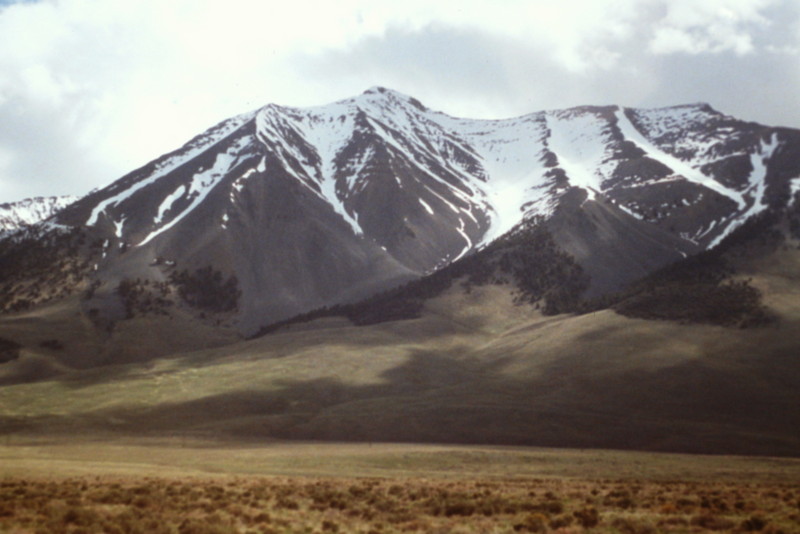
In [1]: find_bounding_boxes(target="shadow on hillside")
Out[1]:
[168,314,487,370]
[0,313,480,391]
[58,364,145,389]
[42,342,800,457]
[88,348,511,430]
[0,353,70,387]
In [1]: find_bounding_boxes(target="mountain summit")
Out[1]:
[5,89,800,335]
[0,196,77,234]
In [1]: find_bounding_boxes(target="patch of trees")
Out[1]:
[611,280,769,328]
[477,217,589,314]
[113,266,240,320]
[0,336,21,363]
[0,228,96,313]
[83,279,102,301]
[712,210,783,256]
[259,206,794,336]
[168,266,241,313]
[587,210,781,328]
[116,278,173,319]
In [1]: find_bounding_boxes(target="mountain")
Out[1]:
[5,87,793,337]
[0,195,78,234]
[2,88,800,455]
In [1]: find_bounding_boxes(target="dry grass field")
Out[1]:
[1,440,799,533]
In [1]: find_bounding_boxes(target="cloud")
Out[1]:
[0,0,798,202]
[647,0,774,55]
[300,2,800,126]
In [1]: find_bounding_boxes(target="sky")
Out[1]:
[0,0,799,202]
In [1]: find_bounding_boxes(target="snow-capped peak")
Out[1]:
[0,195,78,233]
[66,88,795,262]
[9,88,798,338]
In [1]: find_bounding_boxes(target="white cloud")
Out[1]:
[0,0,798,202]
[0,146,12,173]
[18,64,72,106]
[648,0,774,55]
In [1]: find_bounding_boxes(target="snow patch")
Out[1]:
[257,104,364,235]
[616,202,643,220]
[707,133,780,248]
[342,145,375,192]
[155,185,187,225]
[627,104,735,166]
[615,108,746,209]
[438,113,553,245]
[0,195,78,232]
[229,165,259,201]
[791,177,800,201]
[545,111,613,201]
[138,136,250,246]
[113,218,125,238]
[419,198,434,215]
[452,217,472,262]
[87,113,254,227]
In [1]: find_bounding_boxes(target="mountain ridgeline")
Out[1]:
[3,88,800,336]
[3,89,800,456]
[0,196,77,234]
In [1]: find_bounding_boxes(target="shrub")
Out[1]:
[741,515,769,531]
[549,514,573,529]
[690,512,735,530]
[612,517,656,534]
[573,506,600,528]
[514,513,548,532]
[177,517,238,534]
[321,519,340,532]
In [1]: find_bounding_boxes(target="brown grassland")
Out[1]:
[4,474,800,534]
[1,440,800,533]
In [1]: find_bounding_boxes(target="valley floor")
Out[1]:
[1,439,799,533]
